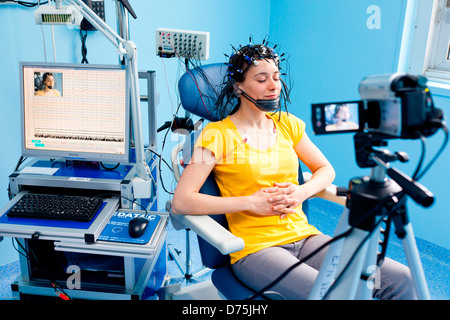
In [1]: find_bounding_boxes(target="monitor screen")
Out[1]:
[20,62,130,163]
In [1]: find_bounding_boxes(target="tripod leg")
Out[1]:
[328,228,375,299]
[309,208,377,300]
[400,223,431,300]
[354,227,381,299]
[309,208,348,299]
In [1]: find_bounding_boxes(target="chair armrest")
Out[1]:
[170,212,245,255]
[302,172,347,206]
[171,141,185,182]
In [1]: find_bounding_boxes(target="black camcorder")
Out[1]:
[312,73,444,140]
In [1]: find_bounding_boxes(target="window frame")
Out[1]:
[425,0,450,76]
[408,0,450,84]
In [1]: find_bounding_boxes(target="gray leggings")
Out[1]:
[232,234,417,300]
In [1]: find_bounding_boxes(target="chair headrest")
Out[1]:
[178,63,228,122]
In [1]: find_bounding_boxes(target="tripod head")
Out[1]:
[354,132,408,169]
[353,132,434,208]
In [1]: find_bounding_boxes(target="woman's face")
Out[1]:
[237,59,281,103]
[44,75,55,89]
[335,106,350,121]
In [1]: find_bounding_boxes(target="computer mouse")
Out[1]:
[128,216,149,238]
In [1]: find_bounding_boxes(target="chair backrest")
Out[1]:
[178,63,229,122]
[177,62,232,268]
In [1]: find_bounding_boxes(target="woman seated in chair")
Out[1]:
[172,42,416,300]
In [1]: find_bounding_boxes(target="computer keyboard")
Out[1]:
[7,193,103,222]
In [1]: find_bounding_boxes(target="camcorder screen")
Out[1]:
[312,101,363,135]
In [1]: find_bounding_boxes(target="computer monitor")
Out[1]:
[20,62,130,164]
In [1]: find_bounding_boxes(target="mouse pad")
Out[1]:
[98,211,161,245]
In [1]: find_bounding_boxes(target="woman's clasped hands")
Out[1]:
[248,182,309,219]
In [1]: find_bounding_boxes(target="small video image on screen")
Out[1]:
[33,71,63,97]
[324,102,360,132]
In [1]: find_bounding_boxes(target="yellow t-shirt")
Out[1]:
[35,89,61,97]
[195,112,321,264]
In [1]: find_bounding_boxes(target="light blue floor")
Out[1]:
[1,199,449,300]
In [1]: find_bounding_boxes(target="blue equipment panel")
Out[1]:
[31,160,133,180]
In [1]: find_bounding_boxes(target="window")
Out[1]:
[425,0,450,80]
[408,0,450,84]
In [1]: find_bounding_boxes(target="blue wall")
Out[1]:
[0,0,448,267]
[269,0,406,180]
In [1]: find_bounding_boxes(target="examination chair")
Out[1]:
[169,63,346,300]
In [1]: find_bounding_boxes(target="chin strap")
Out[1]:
[240,90,280,112]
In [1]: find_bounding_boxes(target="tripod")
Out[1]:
[309,151,432,300]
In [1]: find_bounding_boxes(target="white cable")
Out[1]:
[37,0,48,62]
[51,25,57,62]
[40,25,47,62]
[45,0,57,62]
